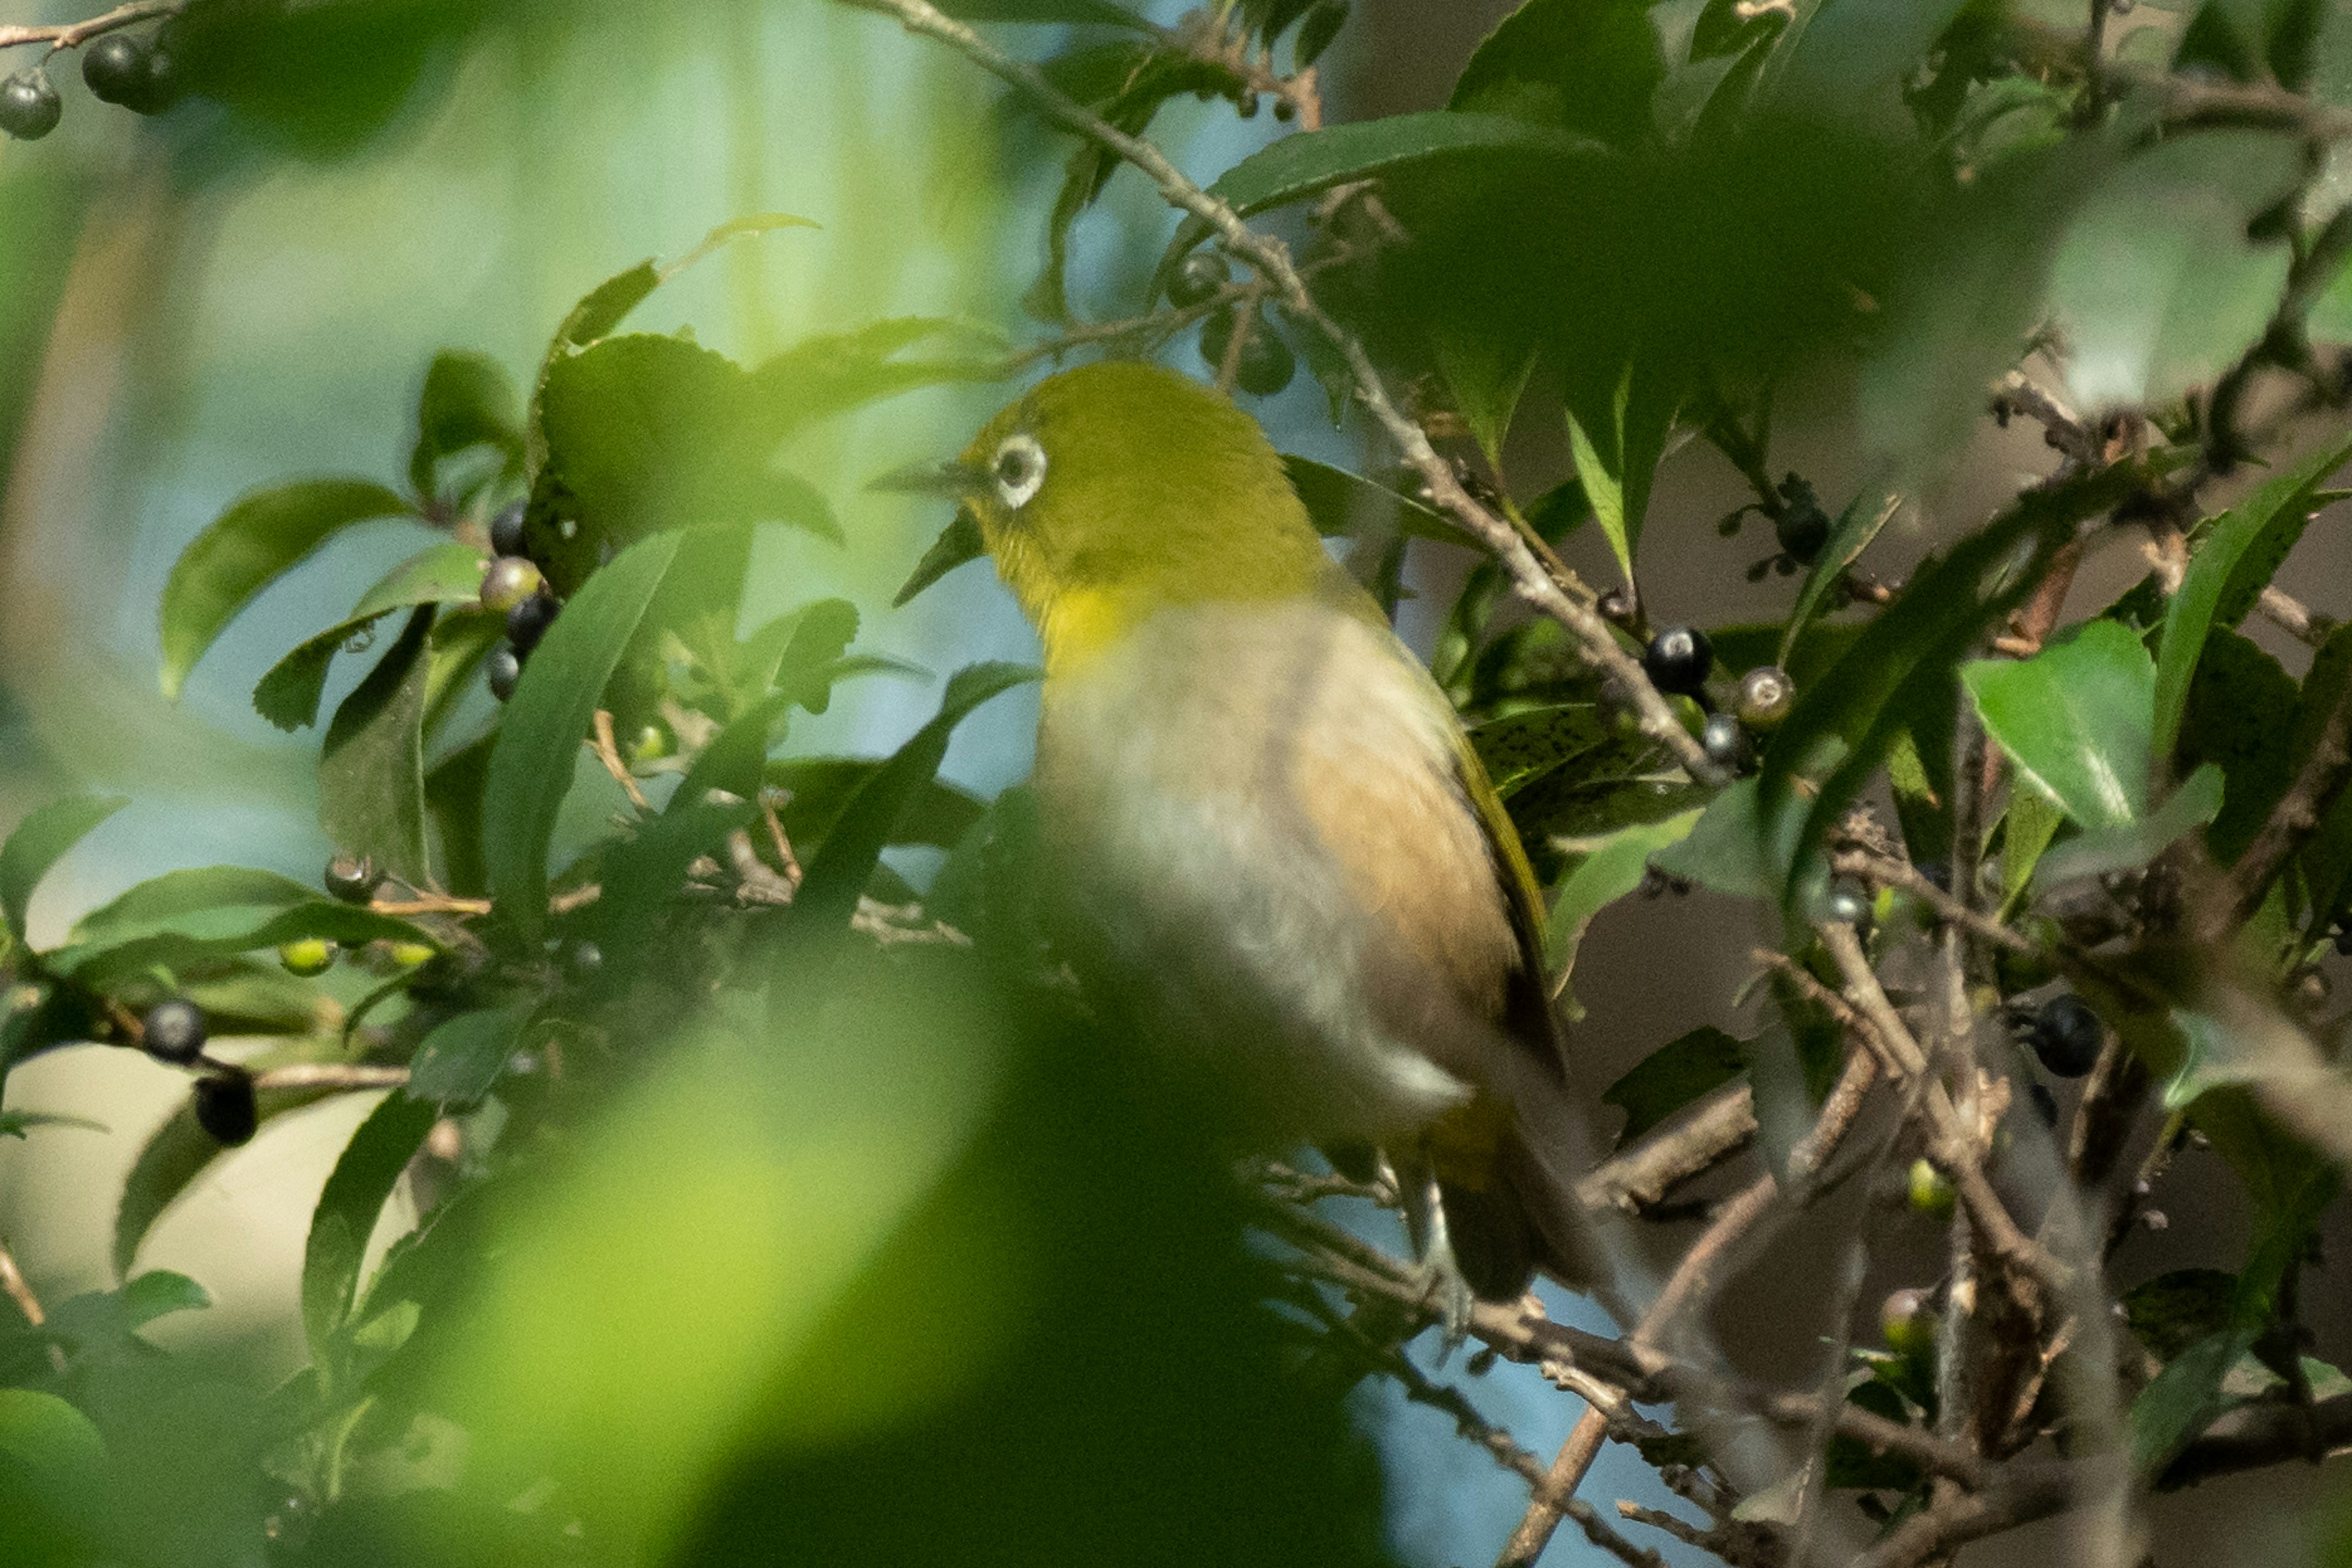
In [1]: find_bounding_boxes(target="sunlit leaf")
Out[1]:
[1964,620,2155,832]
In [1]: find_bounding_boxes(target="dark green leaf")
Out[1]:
[2122,1268,2239,1363]
[2294,623,2352,931]
[1564,358,1679,586]
[158,479,414,700]
[1999,783,2067,912]
[113,1072,345,1275]
[483,534,683,938]
[1433,330,1538,466]
[2024,765,2225,888]
[254,543,486,731]
[1202,111,1600,219]
[764,599,865,713]
[0,794,128,942]
[426,734,495,901]
[1651,777,1774,899]
[2132,1326,2261,1476]
[56,867,427,967]
[1447,0,1664,146]
[894,510,987,608]
[1603,1025,1747,1143]
[0,1388,110,1532]
[1294,0,1348,67]
[527,260,660,476]
[2184,630,2301,862]
[764,758,989,856]
[2154,432,2352,761]
[1763,0,1973,109]
[319,606,434,887]
[409,350,522,501]
[1779,488,1898,668]
[788,666,1039,935]
[1545,808,1704,1018]
[406,1005,532,1110]
[596,799,758,943]
[303,1090,439,1374]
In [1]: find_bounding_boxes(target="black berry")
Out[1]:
[323,852,380,905]
[488,644,522,702]
[489,500,528,558]
[480,556,544,613]
[1773,475,1831,565]
[1167,250,1230,308]
[1200,307,1240,371]
[0,69,62,140]
[1735,665,1795,729]
[1701,712,1752,773]
[81,35,150,105]
[1643,625,1713,697]
[1234,318,1296,397]
[2030,993,2103,1078]
[505,590,559,657]
[130,44,175,113]
[1822,876,1872,932]
[141,998,206,1065]
[194,1073,258,1147]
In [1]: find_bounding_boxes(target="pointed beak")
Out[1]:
[867,456,986,497]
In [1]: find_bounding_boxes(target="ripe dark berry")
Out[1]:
[480,556,544,613]
[1200,307,1239,371]
[1167,250,1230,308]
[194,1073,258,1147]
[1643,625,1713,696]
[0,69,62,140]
[141,998,206,1065]
[487,644,522,702]
[1234,318,1296,398]
[2030,993,2103,1077]
[505,590,559,657]
[81,35,150,105]
[489,500,528,558]
[1700,712,1752,773]
[323,852,380,905]
[1822,875,1872,932]
[129,44,175,113]
[2337,925,2352,957]
[1735,665,1795,729]
[1773,482,1831,565]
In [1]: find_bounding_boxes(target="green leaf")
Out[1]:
[2046,131,2298,413]
[596,799,759,944]
[2295,623,2352,930]
[1545,809,1703,1018]
[1466,704,1615,797]
[0,1388,110,1531]
[319,606,434,887]
[405,1003,532,1110]
[893,510,987,609]
[788,666,1039,936]
[753,318,1008,438]
[1762,0,1973,110]
[1280,454,1466,546]
[527,261,660,476]
[113,1069,345,1275]
[1604,1025,1747,1144]
[483,534,683,939]
[47,865,431,982]
[409,350,522,501]
[2122,1268,2239,1362]
[0,1109,107,1137]
[1447,0,1664,147]
[303,1090,439,1374]
[2154,432,2352,763]
[1999,782,2066,913]
[1567,405,1632,585]
[1651,777,1776,899]
[0,794,128,941]
[1433,330,1538,467]
[1779,488,1898,669]
[2034,764,2225,886]
[2131,1326,2260,1476]
[1564,360,1678,587]
[158,479,415,700]
[254,543,486,732]
[1964,620,2156,832]
[931,0,1150,24]
[1202,110,1599,220]
[2184,630,2301,862]
[763,759,990,857]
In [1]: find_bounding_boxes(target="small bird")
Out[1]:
[886,360,1589,1327]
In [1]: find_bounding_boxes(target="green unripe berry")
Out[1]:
[1735,666,1795,730]
[1881,1287,1937,1358]
[480,555,544,613]
[0,69,62,140]
[629,722,674,763]
[1907,1157,1955,1220]
[385,941,437,968]
[278,937,336,977]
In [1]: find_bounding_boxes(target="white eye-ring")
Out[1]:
[990,433,1047,510]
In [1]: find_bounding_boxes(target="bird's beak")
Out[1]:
[867,456,986,497]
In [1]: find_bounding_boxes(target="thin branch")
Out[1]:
[1573,1082,1757,1215]
[250,1063,410,1092]
[834,0,1730,788]
[0,1235,45,1327]
[2255,583,2333,648]
[371,893,494,917]
[590,710,654,813]
[0,0,177,53]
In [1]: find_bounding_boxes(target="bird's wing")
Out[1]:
[1447,724,1569,1081]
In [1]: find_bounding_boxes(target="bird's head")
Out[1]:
[881,361,1332,674]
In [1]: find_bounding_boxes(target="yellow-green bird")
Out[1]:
[890,360,1588,1323]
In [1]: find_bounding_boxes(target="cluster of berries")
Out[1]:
[131,1000,255,1147]
[484,502,562,703]
[0,29,178,141]
[1167,252,1296,398]
[1638,621,1795,777]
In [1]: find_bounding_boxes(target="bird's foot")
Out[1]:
[1408,1235,1477,1362]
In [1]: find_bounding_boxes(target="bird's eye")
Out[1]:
[990,433,1047,510]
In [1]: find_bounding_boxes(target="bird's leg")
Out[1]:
[1390,1149,1476,1359]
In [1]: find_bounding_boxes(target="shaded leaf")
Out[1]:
[1545,809,1703,1017]
[2122,1268,2239,1362]
[0,1110,107,1138]
[2131,1326,2261,1476]
[1604,1025,1747,1143]
[1780,488,1898,668]
[0,794,128,942]
[1447,0,1664,147]
[406,1004,532,1110]
[753,318,1007,437]
[159,479,413,700]
[595,800,759,944]
[254,543,485,732]
[1434,330,1538,467]
[1281,454,1466,545]
[932,0,1150,26]
[483,535,683,938]
[409,350,522,501]
[2182,630,2300,862]
[2034,764,2225,886]
[303,1090,439,1376]
[1202,110,1600,221]
[764,759,989,857]
[1652,777,1774,899]
[319,607,434,888]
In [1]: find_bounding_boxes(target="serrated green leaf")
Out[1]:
[409,350,522,501]
[303,1090,439,1378]
[1545,809,1703,1018]
[318,606,434,887]
[0,794,128,941]
[1604,1025,1747,1143]
[483,535,682,939]
[786,666,1038,938]
[159,479,414,700]
[2154,432,2352,763]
